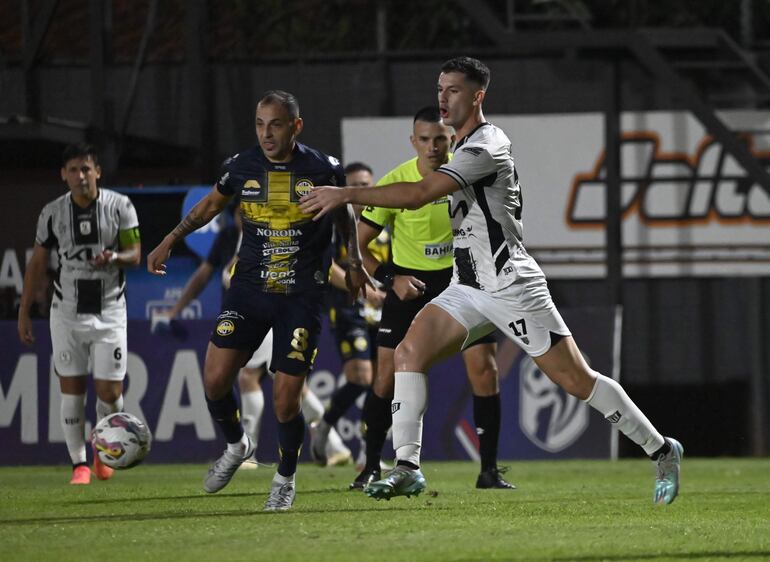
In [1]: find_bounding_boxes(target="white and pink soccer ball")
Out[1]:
[91,412,152,469]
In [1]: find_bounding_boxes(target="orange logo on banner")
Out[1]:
[566,131,770,229]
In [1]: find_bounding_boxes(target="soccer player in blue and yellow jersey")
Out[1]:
[148,90,368,511]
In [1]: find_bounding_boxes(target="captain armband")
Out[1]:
[119,226,141,247]
[373,263,396,291]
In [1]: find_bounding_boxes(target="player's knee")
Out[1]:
[203,369,232,401]
[557,367,596,400]
[96,385,122,404]
[238,367,263,392]
[273,395,301,423]
[393,339,423,372]
[468,362,499,394]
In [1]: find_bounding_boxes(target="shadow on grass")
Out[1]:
[551,553,770,561]
[0,503,449,527]
[59,488,361,505]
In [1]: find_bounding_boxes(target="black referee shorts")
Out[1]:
[376,266,495,349]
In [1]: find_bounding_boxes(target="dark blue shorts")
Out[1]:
[210,281,322,376]
[329,300,377,362]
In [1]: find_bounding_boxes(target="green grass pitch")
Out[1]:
[1,459,769,561]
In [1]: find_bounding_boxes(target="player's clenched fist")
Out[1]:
[147,241,172,276]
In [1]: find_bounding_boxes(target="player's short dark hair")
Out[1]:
[344,162,373,175]
[440,56,491,90]
[61,143,99,167]
[257,90,300,119]
[413,106,441,124]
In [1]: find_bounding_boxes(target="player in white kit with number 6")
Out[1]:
[18,143,141,485]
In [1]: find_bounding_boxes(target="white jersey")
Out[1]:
[437,122,543,292]
[35,189,139,315]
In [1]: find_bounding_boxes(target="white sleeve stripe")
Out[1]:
[437,167,467,188]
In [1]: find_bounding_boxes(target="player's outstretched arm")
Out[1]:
[147,187,231,276]
[17,245,50,346]
[300,171,458,220]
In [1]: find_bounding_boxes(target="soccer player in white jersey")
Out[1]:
[300,56,683,505]
[17,143,141,485]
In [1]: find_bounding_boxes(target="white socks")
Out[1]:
[586,374,665,456]
[301,388,325,424]
[392,371,429,467]
[227,432,252,456]
[273,471,295,485]
[240,389,265,451]
[96,395,124,422]
[61,394,87,465]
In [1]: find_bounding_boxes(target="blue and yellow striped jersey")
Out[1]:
[216,142,345,294]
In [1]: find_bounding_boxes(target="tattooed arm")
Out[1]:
[147,186,231,276]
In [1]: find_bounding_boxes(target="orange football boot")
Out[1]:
[93,450,114,481]
[69,465,91,485]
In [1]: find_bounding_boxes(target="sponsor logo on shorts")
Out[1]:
[59,351,71,365]
[353,336,368,352]
[391,402,401,415]
[216,320,235,336]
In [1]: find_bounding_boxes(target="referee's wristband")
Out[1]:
[373,263,396,291]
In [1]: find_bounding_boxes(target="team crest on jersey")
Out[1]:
[294,179,314,198]
[79,221,92,236]
[216,320,235,336]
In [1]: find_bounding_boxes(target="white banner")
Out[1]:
[343,111,770,277]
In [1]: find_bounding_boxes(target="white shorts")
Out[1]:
[50,305,127,380]
[430,277,571,357]
[244,329,273,371]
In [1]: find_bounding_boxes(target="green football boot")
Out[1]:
[654,437,684,505]
[364,465,426,500]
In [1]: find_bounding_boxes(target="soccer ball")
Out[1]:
[91,412,152,469]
